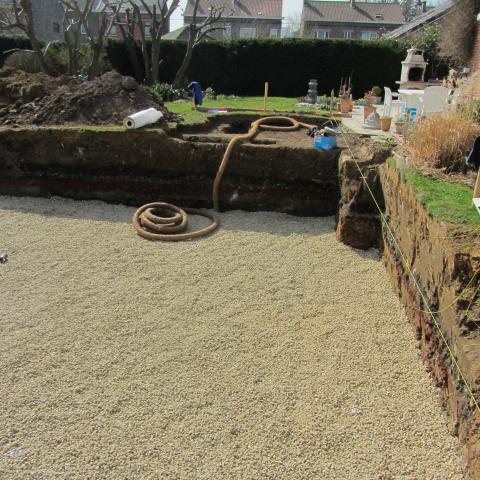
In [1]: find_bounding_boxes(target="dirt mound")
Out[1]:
[0,68,177,126]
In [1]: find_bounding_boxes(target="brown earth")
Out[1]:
[335,136,392,250]
[381,163,480,479]
[0,68,178,126]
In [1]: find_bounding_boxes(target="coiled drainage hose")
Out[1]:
[132,202,219,241]
[132,116,315,240]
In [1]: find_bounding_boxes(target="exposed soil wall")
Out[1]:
[336,138,392,250]
[0,126,340,215]
[381,163,480,479]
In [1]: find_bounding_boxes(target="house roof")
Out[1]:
[162,25,216,40]
[163,25,190,39]
[302,0,405,25]
[384,0,452,38]
[184,0,283,20]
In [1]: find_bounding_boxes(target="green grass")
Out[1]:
[166,96,330,126]
[401,169,479,227]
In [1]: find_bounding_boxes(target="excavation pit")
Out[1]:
[2,114,479,477]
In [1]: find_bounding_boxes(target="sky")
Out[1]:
[169,0,443,32]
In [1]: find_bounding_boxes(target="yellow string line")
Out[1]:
[331,118,480,413]
[464,282,480,327]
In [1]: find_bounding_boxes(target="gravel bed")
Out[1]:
[0,196,464,479]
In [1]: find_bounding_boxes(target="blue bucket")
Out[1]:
[314,136,337,151]
[401,106,417,123]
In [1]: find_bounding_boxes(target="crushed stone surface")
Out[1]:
[0,196,464,479]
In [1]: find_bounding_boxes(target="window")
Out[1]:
[80,24,87,35]
[239,27,256,38]
[374,13,383,20]
[270,28,279,38]
[361,31,378,40]
[314,29,330,39]
[343,30,352,39]
[144,23,151,37]
[53,22,60,33]
[110,24,117,36]
[224,23,232,39]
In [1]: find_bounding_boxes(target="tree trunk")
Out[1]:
[173,43,194,88]
[151,40,160,84]
[20,0,51,74]
[118,25,143,82]
[88,38,104,80]
[30,37,50,74]
[64,28,80,76]
[173,24,195,88]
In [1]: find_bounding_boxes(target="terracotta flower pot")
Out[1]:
[380,116,392,132]
[340,98,351,114]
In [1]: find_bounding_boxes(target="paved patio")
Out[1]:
[340,106,394,137]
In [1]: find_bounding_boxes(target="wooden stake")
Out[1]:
[474,169,480,199]
[264,82,269,112]
[473,170,480,215]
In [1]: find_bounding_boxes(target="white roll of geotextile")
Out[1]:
[123,108,163,129]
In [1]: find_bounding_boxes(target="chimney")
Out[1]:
[350,0,355,7]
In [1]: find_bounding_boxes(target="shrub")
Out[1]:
[0,36,32,68]
[459,99,480,123]
[371,85,382,97]
[4,50,41,73]
[150,83,184,102]
[405,113,479,174]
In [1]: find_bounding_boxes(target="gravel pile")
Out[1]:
[0,196,464,479]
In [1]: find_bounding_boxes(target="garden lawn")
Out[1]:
[402,169,479,227]
[166,96,330,125]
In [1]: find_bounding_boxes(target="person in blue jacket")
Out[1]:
[187,81,203,107]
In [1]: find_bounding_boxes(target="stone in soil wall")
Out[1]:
[381,163,480,478]
[336,138,392,249]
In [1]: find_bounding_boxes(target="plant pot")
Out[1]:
[380,116,392,132]
[364,105,375,122]
[340,98,350,114]
[371,96,382,105]
[394,120,406,135]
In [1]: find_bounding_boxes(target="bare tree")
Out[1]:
[172,0,225,88]
[130,0,179,85]
[59,0,123,79]
[114,6,143,81]
[0,0,51,74]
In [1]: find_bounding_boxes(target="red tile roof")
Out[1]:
[184,0,283,19]
[303,1,405,25]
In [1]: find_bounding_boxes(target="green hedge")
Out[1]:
[0,36,32,67]
[106,37,405,97]
[0,35,405,98]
